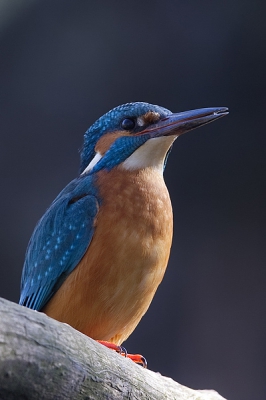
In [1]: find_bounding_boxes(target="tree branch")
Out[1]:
[0,297,226,399]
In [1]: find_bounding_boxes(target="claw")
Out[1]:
[97,340,147,367]
[127,353,147,368]
[119,346,128,357]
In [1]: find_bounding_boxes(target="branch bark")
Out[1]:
[0,297,226,399]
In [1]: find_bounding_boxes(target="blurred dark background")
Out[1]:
[0,1,265,399]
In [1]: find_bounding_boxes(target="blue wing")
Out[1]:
[19,174,99,310]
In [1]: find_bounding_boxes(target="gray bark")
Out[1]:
[0,297,226,399]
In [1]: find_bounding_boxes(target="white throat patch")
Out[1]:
[121,136,176,173]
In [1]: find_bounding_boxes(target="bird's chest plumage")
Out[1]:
[44,167,173,344]
[95,167,173,273]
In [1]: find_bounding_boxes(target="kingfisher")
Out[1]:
[19,102,228,366]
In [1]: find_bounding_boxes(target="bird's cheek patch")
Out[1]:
[95,131,130,155]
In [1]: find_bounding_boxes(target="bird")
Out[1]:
[19,102,228,365]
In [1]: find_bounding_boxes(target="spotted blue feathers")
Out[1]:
[20,174,99,310]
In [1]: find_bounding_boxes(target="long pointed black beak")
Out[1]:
[140,107,228,138]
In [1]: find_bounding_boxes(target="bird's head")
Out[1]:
[80,102,228,175]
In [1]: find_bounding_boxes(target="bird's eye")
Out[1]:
[121,118,135,130]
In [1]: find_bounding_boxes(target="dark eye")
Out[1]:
[121,118,135,130]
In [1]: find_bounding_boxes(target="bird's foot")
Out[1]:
[124,353,147,368]
[97,340,147,368]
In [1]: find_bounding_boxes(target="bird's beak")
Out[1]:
[139,107,228,138]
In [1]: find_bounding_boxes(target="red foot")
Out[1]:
[126,353,147,368]
[97,340,147,368]
[97,340,126,354]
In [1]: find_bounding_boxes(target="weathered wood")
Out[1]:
[0,298,226,399]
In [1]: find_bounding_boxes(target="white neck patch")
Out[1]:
[121,136,176,174]
[81,152,102,175]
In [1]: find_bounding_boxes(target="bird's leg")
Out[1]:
[97,340,147,368]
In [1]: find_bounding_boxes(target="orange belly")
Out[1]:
[43,167,173,345]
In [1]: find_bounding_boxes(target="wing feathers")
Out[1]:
[19,176,99,310]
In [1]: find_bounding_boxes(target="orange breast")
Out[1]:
[43,167,173,345]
